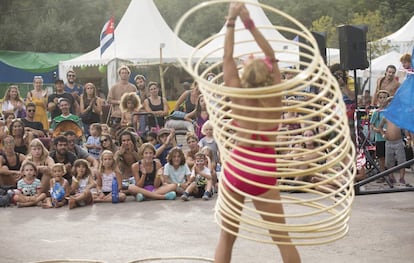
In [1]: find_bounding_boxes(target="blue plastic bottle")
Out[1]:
[112,176,119,203]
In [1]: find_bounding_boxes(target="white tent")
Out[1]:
[377,15,414,53]
[361,51,403,95]
[196,0,299,67]
[59,0,197,88]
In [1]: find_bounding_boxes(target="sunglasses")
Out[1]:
[100,139,108,143]
[67,74,76,77]
[27,109,36,112]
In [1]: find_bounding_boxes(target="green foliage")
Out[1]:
[0,0,412,52]
[310,16,338,48]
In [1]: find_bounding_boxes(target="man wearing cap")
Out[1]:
[155,128,176,166]
[64,69,83,104]
[107,65,138,125]
[48,79,78,120]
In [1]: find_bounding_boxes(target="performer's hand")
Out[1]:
[228,2,242,19]
[239,4,250,21]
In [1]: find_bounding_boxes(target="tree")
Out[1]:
[0,0,412,53]
[310,16,337,48]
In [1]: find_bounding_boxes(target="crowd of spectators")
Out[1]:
[0,65,217,208]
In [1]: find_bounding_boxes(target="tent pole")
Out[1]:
[159,43,166,98]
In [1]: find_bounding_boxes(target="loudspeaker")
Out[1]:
[338,25,369,70]
[299,32,327,70]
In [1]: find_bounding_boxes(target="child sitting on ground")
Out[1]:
[181,152,213,201]
[200,146,218,193]
[163,146,191,195]
[68,159,96,209]
[43,163,70,208]
[13,161,46,207]
[94,150,127,203]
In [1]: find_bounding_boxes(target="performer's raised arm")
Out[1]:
[239,4,281,85]
[223,3,241,88]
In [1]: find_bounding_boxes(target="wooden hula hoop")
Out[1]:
[174,0,356,246]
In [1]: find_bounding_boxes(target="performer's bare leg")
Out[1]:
[214,190,245,263]
[253,188,301,263]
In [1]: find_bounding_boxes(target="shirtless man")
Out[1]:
[372,65,400,105]
[107,65,138,126]
[379,102,410,185]
[114,130,140,193]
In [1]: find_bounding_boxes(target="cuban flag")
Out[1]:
[100,16,115,56]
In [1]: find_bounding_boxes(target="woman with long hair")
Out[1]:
[9,119,33,155]
[79,82,104,137]
[2,85,26,118]
[99,133,118,156]
[25,138,55,193]
[26,76,49,130]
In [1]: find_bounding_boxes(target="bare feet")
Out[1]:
[68,198,77,209]
[17,201,34,208]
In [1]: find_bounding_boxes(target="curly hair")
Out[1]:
[120,92,141,112]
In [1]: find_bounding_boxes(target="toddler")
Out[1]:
[181,152,213,201]
[13,161,46,207]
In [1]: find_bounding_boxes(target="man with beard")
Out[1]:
[64,131,99,170]
[64,69,83,105]
[114,130,140,193]
[372,65,400,105]
[134,74,148,134]
[49,136,77,184]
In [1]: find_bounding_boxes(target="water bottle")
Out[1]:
[112,176,119,203]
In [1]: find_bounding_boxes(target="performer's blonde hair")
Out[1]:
[241,59,274,88]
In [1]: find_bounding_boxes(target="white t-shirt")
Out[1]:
[163,163,191,184]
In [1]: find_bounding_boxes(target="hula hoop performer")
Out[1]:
[214,3,300,263]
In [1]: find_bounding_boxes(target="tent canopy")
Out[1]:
[0,50,81,73]
[196,0,299,67]
[377,15,414,53]
[60,0,196,69]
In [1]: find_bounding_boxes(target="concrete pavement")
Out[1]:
[1,177,413,263]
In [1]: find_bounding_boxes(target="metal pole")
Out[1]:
[159,43,166,98]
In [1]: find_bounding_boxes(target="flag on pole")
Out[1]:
[100,16,115,56]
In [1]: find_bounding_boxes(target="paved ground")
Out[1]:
[1,173,413,263]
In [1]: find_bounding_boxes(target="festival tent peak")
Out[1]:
[196,0,299,68]
[376,15,414,53]
[59,0,199,88]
